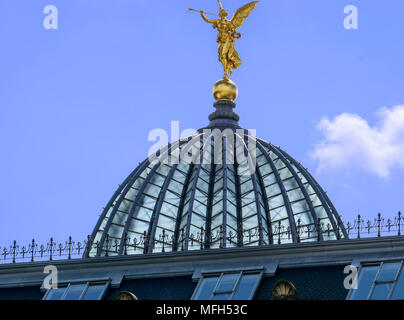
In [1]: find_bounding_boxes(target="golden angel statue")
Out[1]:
[191,0,259,79]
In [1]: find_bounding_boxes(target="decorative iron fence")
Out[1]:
[0,212,402,265]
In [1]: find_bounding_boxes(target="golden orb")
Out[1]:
[213,78,238,101]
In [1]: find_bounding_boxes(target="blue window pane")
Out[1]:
[63,284,86,300]
[46,288,66,300]
[216,273,239,293]
[350,266,378,300]
[371,283,393,300]
[391,270,404,299]
[212,293,230,300]
[232,274,260,300]
[194,277,218,300]
[377,262,401,281]
[82,284,106,300]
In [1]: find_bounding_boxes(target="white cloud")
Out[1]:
[311,105,404,178]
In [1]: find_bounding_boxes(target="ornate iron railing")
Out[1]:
[0,212,402,265]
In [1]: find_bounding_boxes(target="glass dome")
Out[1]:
[86,125,347,258]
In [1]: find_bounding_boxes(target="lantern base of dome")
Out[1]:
[208,100,240,128]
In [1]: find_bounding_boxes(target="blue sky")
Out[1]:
[1,0,404,245]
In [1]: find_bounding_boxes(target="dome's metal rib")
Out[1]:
[261,141,323,241]
[237,132,265,246]
[172,134,206,251]
[283,152,347,239]
[160,136,199,252]
[204,161,216,249]
[85,162,145,258]
[222,136,228,248]
[255,141,298,243]
[96,159,151,256]
[233,137,244,247]
[255,155,274,244]
[250,174,265,245]
[117,140,187,254]
[322,191,347,239]
[184,135,206,251]
[116,163,161,255]
[146,164,178,254]
[173,162,195,251]
[184,165,203,251]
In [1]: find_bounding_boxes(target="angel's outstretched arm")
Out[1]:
[200,11,216,24]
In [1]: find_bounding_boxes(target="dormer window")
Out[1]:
[192,270,263,300]
[43,281,110,300]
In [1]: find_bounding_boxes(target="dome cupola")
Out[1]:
[87,104,347,257]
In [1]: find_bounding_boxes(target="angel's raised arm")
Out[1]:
[200,11,216,24]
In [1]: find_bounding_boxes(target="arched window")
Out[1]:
[272,280,298,300]
[115,291,138,300]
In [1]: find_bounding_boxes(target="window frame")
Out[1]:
[191,270,263,300]
[347,260,404,300]
[42,280,111,300]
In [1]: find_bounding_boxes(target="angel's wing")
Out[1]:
[230,1,259,30]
